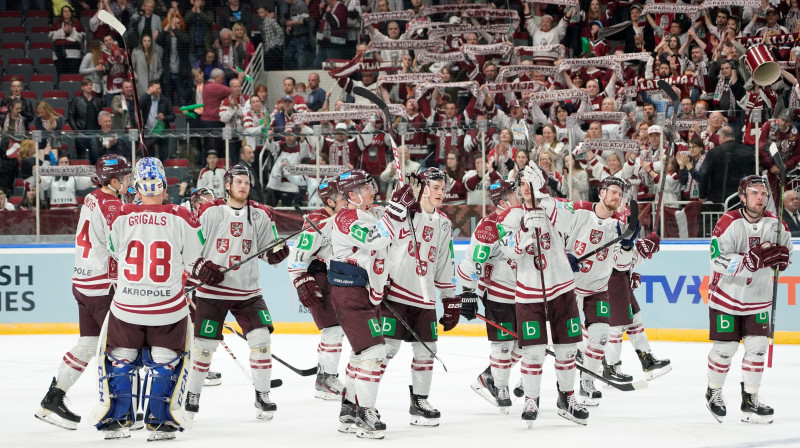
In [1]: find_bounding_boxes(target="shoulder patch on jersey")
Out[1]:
[474,218,499,243]
[198,198,226,217]
[249,201,275,221]
[572,200,594,212]
[308,209,331,230]
[335,209,359,234]
[712,211,744,237]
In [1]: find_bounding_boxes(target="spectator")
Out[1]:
[507,148,529,182]
[141,81,175,161]
[40,153,93,209]
[232,22,256,67]
[244,84,268,115]
[32,102,66,150]
[427,101,464,166]
[52,5,84,33]
[89,0,116,42]
[380,144,420,194]
[464,156,501,205]
[131,0,163,42]
[112,80,138,131]
[524,4,572,64]
[0,126,23,194]
[782,190,800,237]
[1,78,36,125]
[263,124,311,206]
[220,77,248,162]
[157,13,191,105]
[306,73,326,112]
[273,77,308,114]
[699,126,754,204]
[194,50,224,82]
[101,34,130,106]
[185,0,216,65]
[200,68,235,155]
[538,151,563,197]
[18,182,47,211]
[677,137,707,200]
[131,34,164,100]
[0,188,14,211]
[196,149,226,198]
[50,21,85,77]
[488,129,516,179]
[561,155,590,201]
[161,2,185,32]
[314,0,348,68]
[443,150,467,205]
[283,0,311,69]
[533,124,566,173]
[256,6,285,71]
[272,96,297,137]
[214,28,248,81]
[79,41,107,96]
[219,0,253,30]
[19,139,51,182]
[238,144,264,203]
[243,95,269,151]
[68,78,104,160]
[92,110,128,161]
[110,0,136,31]
[758,109,800,205]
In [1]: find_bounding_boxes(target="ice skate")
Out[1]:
[314,369,344,401]
[355,406,386,439]
[637,350,672,380]
[185,392,201,413]
[34,378,80,430]
[740,383,774,424]
[254,391,277,421]
[470,366,508,412]
[513,378,524,398]
[204,371,222,387]
[521,397,539,429]
[131,412,144,430]
[338,393,357,434]
[557,389,589,425]
[146,422,178,441]
[409,385,440,427]
[706,386,726,423]
[496,386,512,414]
[603,359,633,383]
[578,380,602,406]
[101,420,132,440]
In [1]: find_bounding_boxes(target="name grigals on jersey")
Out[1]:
[128,213,168,227]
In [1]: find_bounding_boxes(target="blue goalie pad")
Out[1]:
[142,348,186,427]
[95,353,141,429]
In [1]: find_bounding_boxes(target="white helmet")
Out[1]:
[134,157,166,196]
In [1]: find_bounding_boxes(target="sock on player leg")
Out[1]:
[707,340,738,389]
[247,328,272,393]
[56,336,97,391]
[318,326,344,374]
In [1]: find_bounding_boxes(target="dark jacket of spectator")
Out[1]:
[699,140,755,204]
[307,88,326,112]
[184,7,215,55]
[0,96,36,125]
[68,94,104,130]
[111,93,137,131]
[139,94,175,130]
[219,4,253,30]
[156,27,192,79]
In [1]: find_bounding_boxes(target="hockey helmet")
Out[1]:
[133,157,166,196]
[95,154,132,186]
[738,175,770,198]
[318,179,339,201]
[223,164,254,188]
[488,180,517,206]
[599,176,627,195]
[190,187,215,211]
[337,169,375,194]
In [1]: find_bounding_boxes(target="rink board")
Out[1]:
[1,240,799,342]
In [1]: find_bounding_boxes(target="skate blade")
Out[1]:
[499,406,510,415]
[356,427,385,439]
[602,374,633,384]
[410,415,440,427]
[557,409,588,426]
[256,410,275,421]
[645,365,673,381]
[147,431,177,442]
[338,422,357,434]
[203,378,222,387]
[104,428,132,440]
[741,412,773,424]
[470,382,500,407]
[314,389,342,401]
[525,420,535,429]
[706,404,725,423]
[34,409,78,430]
[578,395,600,407]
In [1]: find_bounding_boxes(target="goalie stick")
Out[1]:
[767,143,786,368]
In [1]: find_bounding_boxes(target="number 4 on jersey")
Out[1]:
[77,221,92,258]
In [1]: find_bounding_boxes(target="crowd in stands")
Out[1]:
[1,0,800,228]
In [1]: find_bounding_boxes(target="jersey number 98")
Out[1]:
[124,240,172,283]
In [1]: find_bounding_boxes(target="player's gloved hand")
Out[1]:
[439,296,462,331]
[743,243,772,272]
[620,224,641,250]
[459,288,479,320]
[567,253,581,272]
[763,244,790,271]
[193,258,225,286]
[636,232,661,258]
[630,272,642,290]
[293,273,322,308]
[387,184,415,221]
[266,243,290,265]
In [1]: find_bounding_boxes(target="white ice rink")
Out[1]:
[3,334,799,447]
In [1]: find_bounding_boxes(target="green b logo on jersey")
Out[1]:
[564,202,575,214]
[710,239,720,259]
[449,240,454,259]
[351,225,368,243]
[200,319,219,338]
[473,244,491,263]
[567,317,581,337]
[496,224,507,240]
[297,233,315,251]
[197,229,206,246]
[368,318,383,337]
[381,317,397,337]
[597,301,610,318]
[756,312,768,324]
[259,310,272,325]
[629,305,633,320]
[431,321,439,340]
[497,322,514,340]
[717,315,734,333]
[522,321,540,340]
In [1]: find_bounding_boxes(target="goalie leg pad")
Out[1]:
[56,336,97,392]
[142,347,183,428]
[489,341,515,388]
[707,340,739,389]
[411,341,436,396]
[742,336,768,393]
[247,328,273,393]
[318,325,344,374]
[96,348,140,429]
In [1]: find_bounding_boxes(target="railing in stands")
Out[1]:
[242,42,264,97]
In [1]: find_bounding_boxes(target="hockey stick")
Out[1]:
[575,200,639,263]
[221,322,319,376]
[767,143,786,368]
[98,10,147,156]
[652,80,681,235]
[475,314,647,392]
[382,300,448,372]
[184,216,334,294]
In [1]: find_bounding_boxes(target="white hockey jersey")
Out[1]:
[563,201,633,295]
[72,190,123,297]
[196,167,226,198]
[109,204,205,325]
[385,208,456,310]
[709,210,793,316]
[288,207,334,282]
[457,210,517,304]
[330,206,401,305]
[42,175,93,208]
[194,199,280,301]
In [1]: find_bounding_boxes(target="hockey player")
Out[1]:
[94,157,225,441]
[381,167,460,427]
[187,188,215,217]
[459,179,522,414]
[328,169,413,439]
[36,154,131,430]
[564,177,639,406]
[288,179,348,399]
[705,175,791,424]
[503,165,588,427]
[184,164,290,421]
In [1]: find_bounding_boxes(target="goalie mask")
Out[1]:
[134,157,166,197]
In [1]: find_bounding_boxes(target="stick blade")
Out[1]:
[657,79,680,102]
[769,142,786,172]
[98,10,126,36]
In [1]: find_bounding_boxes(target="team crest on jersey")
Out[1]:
[533,254,547,271]
[525,244,536,255]
[574,240,587,256]
[373,259,384,274]
[483,263,494,282]
[108,205,117,213]
[229,255,241,270]
[230,222,244,237]
[408,241,420,257]
[540,232,551,250]
[422,226,434,242]
[428,247,436,263]
[749,237,761,248]
[242,239,252,255]
[590,229,603,245]
[108,258,118,279]
[416,260,428,276]
[580,260,593,273]
[596,248,609,261]
[507,259,517,270]
[216,238,230,253]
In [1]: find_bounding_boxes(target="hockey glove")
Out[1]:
[439,296,462,331]
[265,243,290,265]
[636,232,661,258]
[743,243,771,272]
[630,272,642,290]
[567,253,581,272]
[386,184,415,221]
[293,273,322,308]
[763,244,790,271]
[193,258,225,286]
[620,224,641,251]
[459,288,479,320]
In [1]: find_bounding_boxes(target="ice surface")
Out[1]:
[5,334,799,447]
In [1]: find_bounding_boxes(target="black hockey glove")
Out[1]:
[439,296,461,331]
[193,258,225,286]
[459,288,479,320]
[567,253,581,272]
